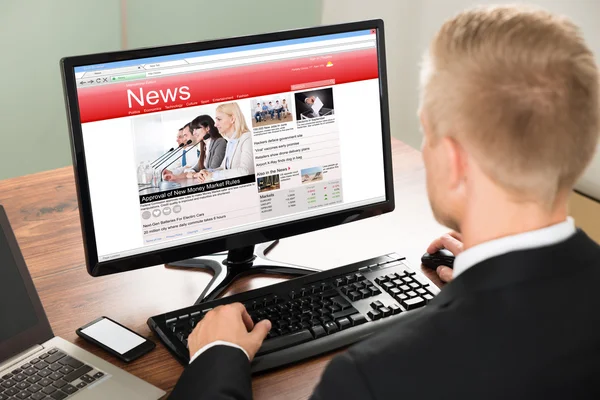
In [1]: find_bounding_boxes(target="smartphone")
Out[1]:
[76,316,155,362]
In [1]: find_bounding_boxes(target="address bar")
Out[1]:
[142,41,375,78]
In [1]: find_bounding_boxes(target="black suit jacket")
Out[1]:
[170,230,600,399]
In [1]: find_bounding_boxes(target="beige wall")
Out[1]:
[569,192,600,243]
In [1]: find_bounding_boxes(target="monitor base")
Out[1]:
[166,241,320,305]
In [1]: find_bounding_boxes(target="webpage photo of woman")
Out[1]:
[197,102,255,183]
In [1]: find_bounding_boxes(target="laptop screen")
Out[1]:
[0,227,38,342]
[0,207,53,363]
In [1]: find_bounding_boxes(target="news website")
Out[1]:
[75,29,387,261]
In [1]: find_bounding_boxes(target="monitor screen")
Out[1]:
[69,25,389,264]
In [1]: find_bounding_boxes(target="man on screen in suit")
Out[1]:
[170,6,600,399]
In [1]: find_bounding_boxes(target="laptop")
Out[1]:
[0,205,165,400]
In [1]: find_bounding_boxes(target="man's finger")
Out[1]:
[436,266,453,282]
[426,237,445,254]
[440,234,463,255]
[249,320,271,343]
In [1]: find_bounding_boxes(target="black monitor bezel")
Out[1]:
[0,205,54,361]
[60,19,394,277]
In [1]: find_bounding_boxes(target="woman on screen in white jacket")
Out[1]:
[197,102,255,183]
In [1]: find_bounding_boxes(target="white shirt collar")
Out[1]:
[453,217,576,279]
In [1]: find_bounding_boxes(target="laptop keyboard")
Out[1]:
[0,348,106,400]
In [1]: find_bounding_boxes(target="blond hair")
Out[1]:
[420,5,599,203]
[216,102,250,139]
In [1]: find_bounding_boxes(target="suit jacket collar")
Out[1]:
[430,229,599,307]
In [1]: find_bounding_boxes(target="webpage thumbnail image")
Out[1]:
[251,94,293,127]
[294,88,334,120]
[134,101,261,245]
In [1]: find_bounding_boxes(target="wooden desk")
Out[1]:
[0,138,447,398]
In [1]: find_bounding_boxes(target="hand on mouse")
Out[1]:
[426,231,464,283]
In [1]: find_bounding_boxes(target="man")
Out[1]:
[163,123,199,177]
[254,102,262,123]
[171,5,600,399]
[267,101,275,119]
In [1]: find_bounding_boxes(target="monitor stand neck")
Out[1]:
[166,241,319,305]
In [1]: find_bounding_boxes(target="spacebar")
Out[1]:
[257,330,313,356]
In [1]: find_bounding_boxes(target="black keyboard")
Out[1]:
[0,348,106,400]
[148,253,439,373]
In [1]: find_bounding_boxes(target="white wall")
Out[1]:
[321,0,600,201]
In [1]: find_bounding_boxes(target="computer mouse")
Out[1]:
[421,248,455,270]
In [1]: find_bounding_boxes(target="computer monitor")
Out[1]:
[60,19,394,303]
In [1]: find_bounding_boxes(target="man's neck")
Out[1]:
[460,193,569,251]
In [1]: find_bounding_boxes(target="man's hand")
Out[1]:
[163,172,174,181]
[425,231,464,283]
[188,303,271,362]
[197,169,213,183]
[305,96,316,105]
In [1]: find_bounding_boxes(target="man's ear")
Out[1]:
[441,136,467,190]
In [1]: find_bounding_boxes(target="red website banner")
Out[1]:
[77,48,378,123]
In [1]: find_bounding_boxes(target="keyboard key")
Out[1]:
[62,365,92,383]
[359,288,370,298]
[402,297,426,310]
[49,373,63,381]
[409,282,420,289]
[337,317,351,330]
[92,372,104,379]
[349,291,361,301]
[390,304,402,315]
[1,380,15,388]
[390,288,401,296]
[330,296,351,310]
[13,374,27,382]
[29,359,41,365]
[400,284,410,292]
[20,364,32,370]
[380,307,392,317]
[2,374,12,380]
[310,325,326,338]
[331,307,358,320]
[370,300,383,309]
[38,378,53,387]
[48,364,62,372]
[323,321,338,334]
[62,384,78,395]
[31,393,46,400]
[367,310,382,320]
[47,350,58,355]
[44,352,65,365]
[375,276,388,285]
[16,381,31,389]
[4,388,18,396]
[334,278,344,287]
[344,275,355,284]
[34,362,49,370]
[407,291,418,298]
[257,330,313,356]
[424,294,434,303]
[38,354,49,360]
[350,314,367,326]
[12,369,22,375]
[27,384,42,393]
[38,370,52,378]
[58,357,83,369]
[76,382,87,389]
[58,367,73,375]
[26,376,41,384]
[24,368,37,376]
[52,380,67,389]
[50,390,68,400]
[415,275,431,287]
[368,287,381,296]
[0,393,7,400]
[392,279,403,286]
[16,391,32,399]
[42,385,56,394]
[354,273,364,281]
